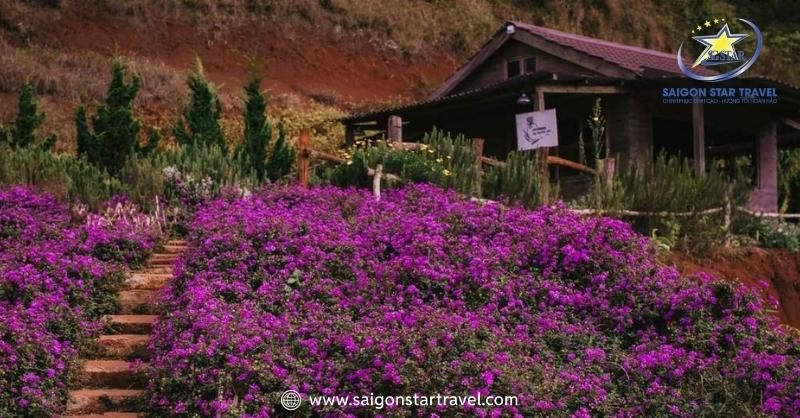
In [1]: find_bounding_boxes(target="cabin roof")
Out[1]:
[428,21,718,99]
[510,22,683,76]
[341,22,800,124]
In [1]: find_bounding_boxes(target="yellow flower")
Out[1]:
[436,158,443,163]
[346,160,353,165]
[442,169,452,176]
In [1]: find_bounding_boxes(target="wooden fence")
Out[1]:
[295,128,800,223]
[296,128,599,199]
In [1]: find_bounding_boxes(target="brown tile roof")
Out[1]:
[511,21,712,77]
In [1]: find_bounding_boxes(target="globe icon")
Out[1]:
[281,390,302,411]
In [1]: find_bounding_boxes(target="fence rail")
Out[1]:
[295,129,800,221]
[297,129,598,196]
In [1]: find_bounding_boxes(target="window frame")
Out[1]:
[506,59,521,79]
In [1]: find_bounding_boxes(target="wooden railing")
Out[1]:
[296,128,800,243]
[296,129,600,197]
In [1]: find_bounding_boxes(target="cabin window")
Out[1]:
[506,60,521,78]
[524,57,536,73]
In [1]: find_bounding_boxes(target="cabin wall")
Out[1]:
[451,40,599,95]
[606,94,654,171]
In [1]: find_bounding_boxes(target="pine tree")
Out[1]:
[7,83,56,150]
[76,60,148,174]
[140,128,162,155]
[0,123,8,145]
[173,58,225,151]
[76,107,93,158]
[239,74,271,180]
[266,125,295,182]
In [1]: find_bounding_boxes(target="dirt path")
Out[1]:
[63,241,186,418]
[666,248,800,329]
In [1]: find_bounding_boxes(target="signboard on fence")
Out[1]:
[516,109,558,150]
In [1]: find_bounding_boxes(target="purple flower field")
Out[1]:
[147,185,800,417]
[0,187,156,416]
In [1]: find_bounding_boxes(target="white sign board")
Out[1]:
[516,109,558,150]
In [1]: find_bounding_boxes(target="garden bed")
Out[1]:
[0,187,157,416]
[147,185,800,417]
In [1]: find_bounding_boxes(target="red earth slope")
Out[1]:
[39,6,457,102]
[668,248,800,329]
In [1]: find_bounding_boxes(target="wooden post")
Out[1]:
[387,115,402,143]
[751,121,778,212]
[344,124,355,148]
[298,128,310,187]
[372,164,383,200]
[473,138,484,197]
[602,157,616,187]
[534,90,549,204]
[723,184,732,247]
[692,100,706,175]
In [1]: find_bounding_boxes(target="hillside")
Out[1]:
[0,0,798,151]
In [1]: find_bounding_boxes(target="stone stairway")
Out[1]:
[63,241,186,418]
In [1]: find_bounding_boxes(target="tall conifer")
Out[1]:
[76,60,147,174]
[239,74,271,180]
[173,58,225,151]
[6,83,55,150]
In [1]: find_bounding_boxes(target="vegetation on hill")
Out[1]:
[1,0,798,153]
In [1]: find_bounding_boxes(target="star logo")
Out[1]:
[691,23,748,67]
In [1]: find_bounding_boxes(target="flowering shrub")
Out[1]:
[0,187,156,416]
[148,185,800,417]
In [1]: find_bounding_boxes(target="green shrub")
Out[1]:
[482,150,543,207]
[579,152,752,252]
[741,217,800,251]
[779,148,800,213]
[265,126,294,182]
[327,140,446,189]
[0,144,120,208]
[154,143,257,192]
[326,129,481,193]
[118,154,166,210]
[421,127,480,195]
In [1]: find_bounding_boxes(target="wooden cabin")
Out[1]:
[342,21,800,211]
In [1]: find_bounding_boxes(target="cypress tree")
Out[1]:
[265,125,295,182]
[0,123,8,145]
[76,60,147,174]
[8,83,56,150]
[173,58,225,151]
[76,107,93,158]
[239,74,271,180]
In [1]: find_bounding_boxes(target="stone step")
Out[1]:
[64,413,141,418]
[166,240,187,246]
[103,315,157,335]
[148,257,177,266]
[150,253,180,261]
[118,290,158,314]
[67,389,144,414]
[93,335,150,359]
[127,273,171,290]
[162,244,187,254]
[79,360,147,389]
[138,266,173,275]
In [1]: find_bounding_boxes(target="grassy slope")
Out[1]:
[0,0,794,151]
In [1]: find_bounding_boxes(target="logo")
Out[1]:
[677,18,762,82]
[281,390,302,411]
